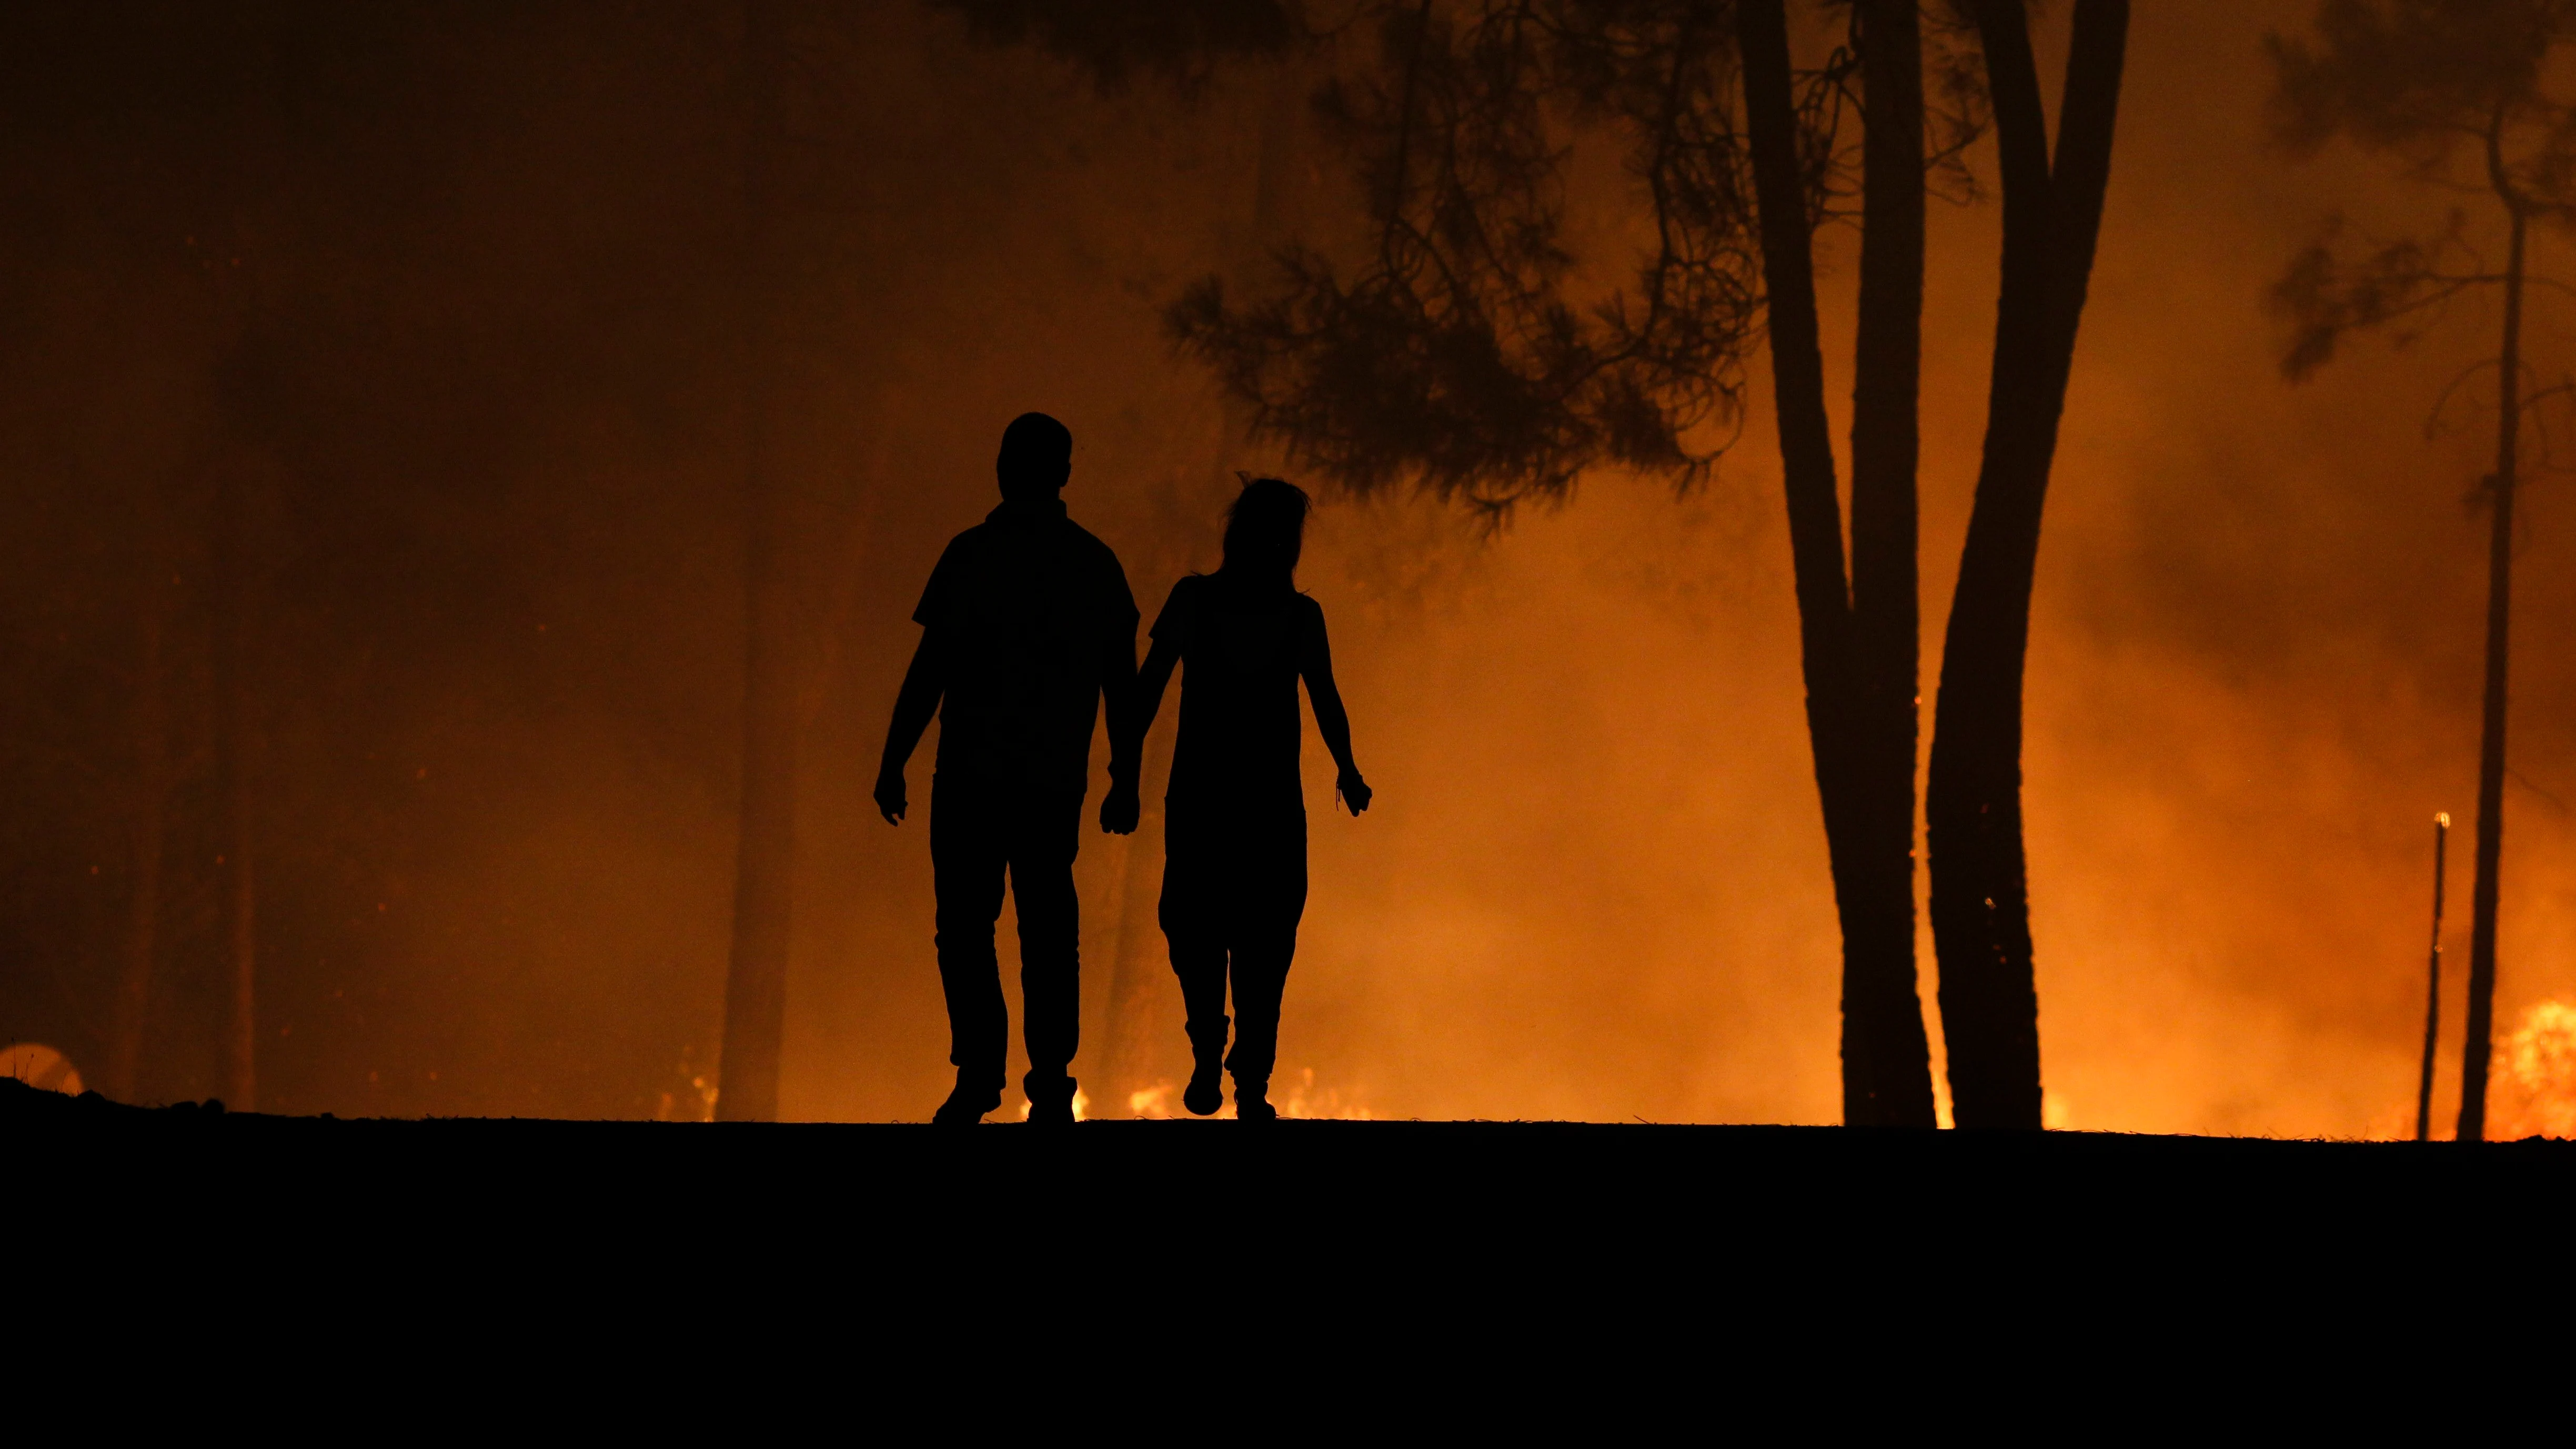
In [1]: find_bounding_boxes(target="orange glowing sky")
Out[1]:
[16,2,2572,1134]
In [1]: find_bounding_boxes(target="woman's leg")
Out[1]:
[1165,928,1230,1115]
[1224,930,1295,1115]
[1160,801,1229,1115]
[1224,814,1309,1120]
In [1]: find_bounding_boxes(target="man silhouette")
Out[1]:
[877,412,1139,1125]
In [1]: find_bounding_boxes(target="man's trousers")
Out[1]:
[931,774,1083,1102]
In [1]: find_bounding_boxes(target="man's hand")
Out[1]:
[874,767,908,825]
[1099,779,1140,835]
[1337,770,1372,816]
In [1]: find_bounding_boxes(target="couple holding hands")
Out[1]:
[875,412,1370,1125]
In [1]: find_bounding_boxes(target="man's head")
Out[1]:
[997,412,1073,500]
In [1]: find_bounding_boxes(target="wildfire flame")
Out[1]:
[1122,1068,1374,1120]
[1019,1085,1092,1122]
[2487,1000,2576,1140]
[1,1042,82,1096]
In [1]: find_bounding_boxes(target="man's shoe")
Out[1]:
[1234,1080,1276,1123]
[1025,1075,1078,1127]
[932,1080,1001,1126]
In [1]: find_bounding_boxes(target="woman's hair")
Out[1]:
[1219,475,1311,583]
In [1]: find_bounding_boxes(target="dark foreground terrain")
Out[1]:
[17,1077,2565,1363]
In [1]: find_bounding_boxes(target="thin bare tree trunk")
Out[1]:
[2415,811,2447,1140]
[213,457,258,1112]
[1738,0,1933,1125]
[2456,202,2524,1143]
[717,0,794,1123]
[107,576,170,1103]
[1927,0,2126,1129]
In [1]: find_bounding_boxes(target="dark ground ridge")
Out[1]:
[17,1074,2569,1177]
[21,1074,2572,1330]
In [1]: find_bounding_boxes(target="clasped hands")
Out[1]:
[883,767,1370,831]
[1093,768,1371,834]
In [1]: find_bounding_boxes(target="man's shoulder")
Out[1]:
[1059,517,1136,616]
[1056,514,1124,567]
[934,518,999,561]
[937,509,1127,595]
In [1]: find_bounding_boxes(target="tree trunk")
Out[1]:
[213,456,259,1113]
[717,0,795,1123]
[2455,203,2524,1143]
[2414,811,2447,1141]
[1927,0,2127,1130]
[1737,0,1933,1125]
[107,575,170,1104]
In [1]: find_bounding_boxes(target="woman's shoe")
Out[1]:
[1183,1061,1224,1116]
[1234,1080,1277,1122]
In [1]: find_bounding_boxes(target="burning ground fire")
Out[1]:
[1125,1069,1377,1121]
[13,1009,2565,1134]
[2487,1000,2576,1141]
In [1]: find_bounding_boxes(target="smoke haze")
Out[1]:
[4,1,2571,1135]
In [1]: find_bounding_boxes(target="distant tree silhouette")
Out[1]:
[106,559,173,1105]
[717,0,795,1124]
[2268,0,2576,1142]
[196,12,311,1114]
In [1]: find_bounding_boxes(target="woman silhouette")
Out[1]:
[1109,477,1370,1120]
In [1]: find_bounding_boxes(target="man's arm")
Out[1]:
[1299,605,1370,815]
[876,628,946,824]
[1101,603,1181,835]
[1097,608,1142,833]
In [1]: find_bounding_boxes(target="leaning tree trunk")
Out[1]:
[2456,199,2524,1143]
[717,0,796,1123]
[1926,0,2127,1130]
[1738,0,1934,1126]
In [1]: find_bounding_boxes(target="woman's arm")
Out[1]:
[1132,631,1182,749]
[1299,602,1370,815]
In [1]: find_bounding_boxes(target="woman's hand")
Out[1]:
[1337,769,1372,816]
